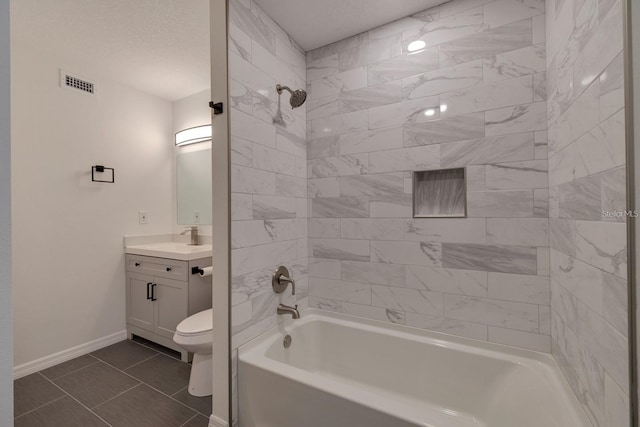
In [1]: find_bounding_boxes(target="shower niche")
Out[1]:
[413,168,466,218]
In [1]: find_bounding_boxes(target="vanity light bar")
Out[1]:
[175,125,212,146]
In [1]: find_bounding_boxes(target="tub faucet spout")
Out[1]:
[277,304,300,319]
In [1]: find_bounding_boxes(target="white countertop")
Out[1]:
[125,242,212,261]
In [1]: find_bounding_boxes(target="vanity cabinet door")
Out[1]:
[127,272,154,332]
[153,276,188,339]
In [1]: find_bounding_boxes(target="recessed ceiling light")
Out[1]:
[440,104,447,112]
[424,109,435,117]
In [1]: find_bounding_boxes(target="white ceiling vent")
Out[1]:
[60,70,97,96]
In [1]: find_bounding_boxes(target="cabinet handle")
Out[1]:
[146,282,152,300]
[166,267,172,272]
[151,283,157,301]
[135,262,140,267]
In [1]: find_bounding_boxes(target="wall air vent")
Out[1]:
[60,70,97,96]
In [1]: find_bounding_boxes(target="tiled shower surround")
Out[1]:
[229,0,308,350]
[547,0,629,425]
[228,0,308,420]
[227,4,309,419]
[228,0,629,425]
[306,0,551,352]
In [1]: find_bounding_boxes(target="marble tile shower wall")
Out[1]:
[306,0,551,352]
[229,1,308,421]
[546,0,628,426]
[228,0,308,350]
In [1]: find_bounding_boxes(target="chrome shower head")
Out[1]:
[276,84,307,109]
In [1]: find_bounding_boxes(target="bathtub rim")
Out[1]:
[241,308,554,364]
[238,308,591,426]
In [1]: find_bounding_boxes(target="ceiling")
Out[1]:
[254,0,448,51]
[10,0,447,101]
[11,0,210,101]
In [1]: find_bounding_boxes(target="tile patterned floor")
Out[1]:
[14,339,211,427]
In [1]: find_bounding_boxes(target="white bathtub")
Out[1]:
[238,309,590,427]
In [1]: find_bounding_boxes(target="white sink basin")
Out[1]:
[125,242,212,261]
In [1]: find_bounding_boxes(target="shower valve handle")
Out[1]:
[272,266,296,295]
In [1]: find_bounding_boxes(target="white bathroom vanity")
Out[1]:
[124,241,212,361]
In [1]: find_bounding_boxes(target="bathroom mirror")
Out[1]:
[177,148,212,225]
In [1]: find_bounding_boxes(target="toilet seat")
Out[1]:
[176,308,213,337]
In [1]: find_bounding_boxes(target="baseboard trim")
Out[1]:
[209,414,229,427]
[13,330,127,379]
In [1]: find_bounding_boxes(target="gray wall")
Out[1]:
[0,0,12,422]
[306,0,551,352]
[546,0,629,425]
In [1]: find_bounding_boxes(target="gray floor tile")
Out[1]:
[132,335,182,360]
[94,384,196,427]
[14,373,65,417]
[40,355,99,380]
[91,340,159,370]
[14,396,109,427]
[172,387,212,416]
[126,354,190,395]
[182,414,210,427]
[54,361,139,408]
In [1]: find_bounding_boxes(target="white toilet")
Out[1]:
[173,308,213,397]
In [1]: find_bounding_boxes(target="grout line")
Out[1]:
[97,357,205,416]
[129,337,160,351]
[171,386,189,398]
[92,383,143,410]
[127,337,167,355]
[131,337,183,361]
[13,394,68,420]
[122,353,160,371]
[36,372,114,427]
[17,342,207,424]
[179,413,201,427]
[171,386,211,417]
[43,358,101,381]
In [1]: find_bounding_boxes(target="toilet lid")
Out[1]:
[176,308,213,336]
